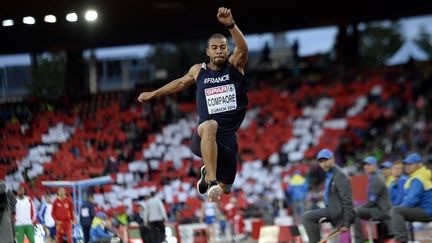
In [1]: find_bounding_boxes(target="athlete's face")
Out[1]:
[206,38,230,66]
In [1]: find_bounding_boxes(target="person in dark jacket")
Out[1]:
[81,194,96,243]
[303,149,356,243]
[353,156,391,242]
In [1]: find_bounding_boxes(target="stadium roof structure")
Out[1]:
[1,0,432,54]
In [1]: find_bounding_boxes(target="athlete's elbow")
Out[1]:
[178,81,185,90]
[177,80,188,91]
[239,45,248,53]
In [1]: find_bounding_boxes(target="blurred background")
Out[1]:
[0,1,432,242]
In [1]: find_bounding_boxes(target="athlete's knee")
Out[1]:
[199,120,218,137]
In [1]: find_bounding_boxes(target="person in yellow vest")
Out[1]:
[380,161,395,187]
[390,153,432,243]
[90,212,111,243]
[287,170,308,224]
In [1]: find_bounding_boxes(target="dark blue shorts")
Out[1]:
[190,131,238,185]
[205,216,217,225]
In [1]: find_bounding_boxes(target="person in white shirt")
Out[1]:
[145,191,168,243]
[201,200,219,243]
[15,186,37,243]
[37,194,55,243]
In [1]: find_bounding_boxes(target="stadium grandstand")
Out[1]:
[1,1,432,243]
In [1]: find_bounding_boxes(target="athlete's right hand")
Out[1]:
[138,91,155,102]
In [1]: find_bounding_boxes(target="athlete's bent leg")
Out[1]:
[197,120,218,183]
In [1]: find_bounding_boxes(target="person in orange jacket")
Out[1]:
[51,187,75,243]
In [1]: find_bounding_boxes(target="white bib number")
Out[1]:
[205,84,237,114]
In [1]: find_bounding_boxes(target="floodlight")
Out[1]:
[23,16,35,25]
[2,19,14,27]
[85,10,98,22]
[66,13,78,22]
[44,15,57,23]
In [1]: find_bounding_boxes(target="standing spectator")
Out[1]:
[129,204,150,243]
[80,194,96,243]
[37,194,56,243]
[353,156,391,242]
[0,181,16,243]
[287,170,309,224]
[145,191,168,243]
[200,200,219,243]
[389,161,408,206]
[390,153,432,242]
[15,186,37,243]
[303,149,356,243]
[52,187,75,243]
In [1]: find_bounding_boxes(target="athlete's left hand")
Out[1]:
[217,7,234,27]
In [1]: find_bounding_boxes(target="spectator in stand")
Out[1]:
[15,186,37,243]
[0,180,16,243]
[37,194,56,243]
[80,194,96,243]
[90,212,112,243]
[389,161,408,206]
[303,149,356,243]
[353,156,391,242]
[391,153,432,243]
[381,161,395,187]
[52,187,75,243]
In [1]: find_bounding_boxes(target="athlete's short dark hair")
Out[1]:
[207,33,227,46]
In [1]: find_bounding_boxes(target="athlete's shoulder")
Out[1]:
[187,63,207,81]
[189,63,204,75]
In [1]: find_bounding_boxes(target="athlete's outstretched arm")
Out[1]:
[217,7,248,71]
[138,64,200,102]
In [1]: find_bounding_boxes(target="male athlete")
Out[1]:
[138,7,249,202]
